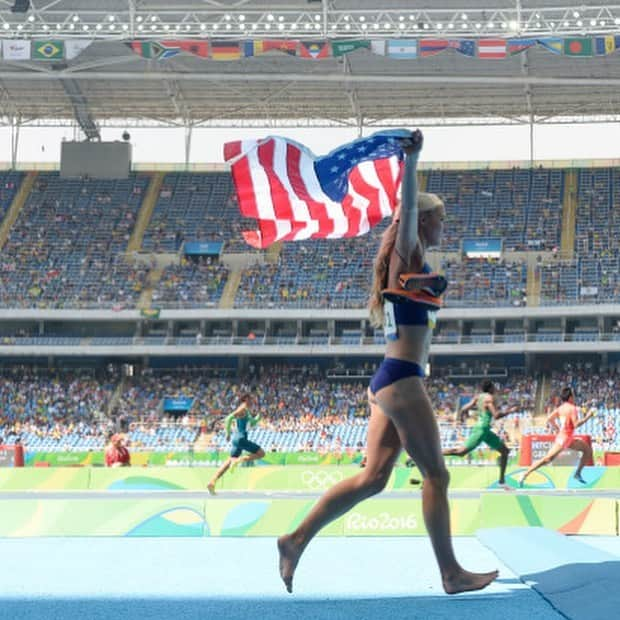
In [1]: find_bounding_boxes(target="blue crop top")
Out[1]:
[381,263,448,332]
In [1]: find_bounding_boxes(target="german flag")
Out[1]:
[211,40,241,60]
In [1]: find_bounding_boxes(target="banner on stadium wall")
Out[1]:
[580,286,598,296]
[140,308,161,319]
[183,241,224,256]
[0,39,92,61]
[162,397,194,412]
[462,238,503,258]
[121,35,620,62]
[519,434,593,466]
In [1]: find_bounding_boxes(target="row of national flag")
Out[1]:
[1,39,92,60]
[125,35,620,61]
[1,36,618,62]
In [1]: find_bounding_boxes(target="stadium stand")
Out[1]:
[0,173,150,309]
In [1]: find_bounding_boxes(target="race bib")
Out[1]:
[384,301,398,340]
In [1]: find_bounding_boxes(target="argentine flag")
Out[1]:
[387,39,417,59]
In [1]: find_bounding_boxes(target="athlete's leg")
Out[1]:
[443,428,484,458]
[239,450,265,462]
[374,377,498,594]
[568,438,591,482]
[519,443,563,486]
[482,430,510,485]
[278,391,401,593]
[207,457,233,494]
[497,443,510,485]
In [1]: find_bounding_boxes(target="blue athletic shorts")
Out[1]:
[369,358,425,395]
[231,435,261,458]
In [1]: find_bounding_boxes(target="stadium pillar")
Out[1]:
[601,352,608,372]
[10,117,19,170]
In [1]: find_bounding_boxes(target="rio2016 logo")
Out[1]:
[301,470,344,490]
[345,511,419,531]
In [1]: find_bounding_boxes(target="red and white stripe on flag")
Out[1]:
[478,39,507,59]
[224,137,402,248]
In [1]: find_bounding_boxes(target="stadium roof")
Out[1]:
[0,1,619,131]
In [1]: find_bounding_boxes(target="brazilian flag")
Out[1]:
[141,308,161,319]
[33,40,64,60]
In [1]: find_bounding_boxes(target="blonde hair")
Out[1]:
[368,192,444,328]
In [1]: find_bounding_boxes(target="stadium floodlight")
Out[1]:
[108,16,115,22]
[461,13,468,20]
[72,15,79,22]
[27,14,34,22]
[573,11,580,19]
[3,23,10,30]
[238,15,245,21]
[436,22,443,29]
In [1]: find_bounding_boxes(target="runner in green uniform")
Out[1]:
[207,393,264,495]
[443,379,519,486]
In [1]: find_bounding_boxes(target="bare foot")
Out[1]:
[277,534,303,593]
[442,569,499,595]
[207,483,216,495]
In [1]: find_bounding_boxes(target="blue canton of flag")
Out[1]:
[313,129,411,202]
[453,40,475,57]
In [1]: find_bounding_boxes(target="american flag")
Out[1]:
[223,130,411,248]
